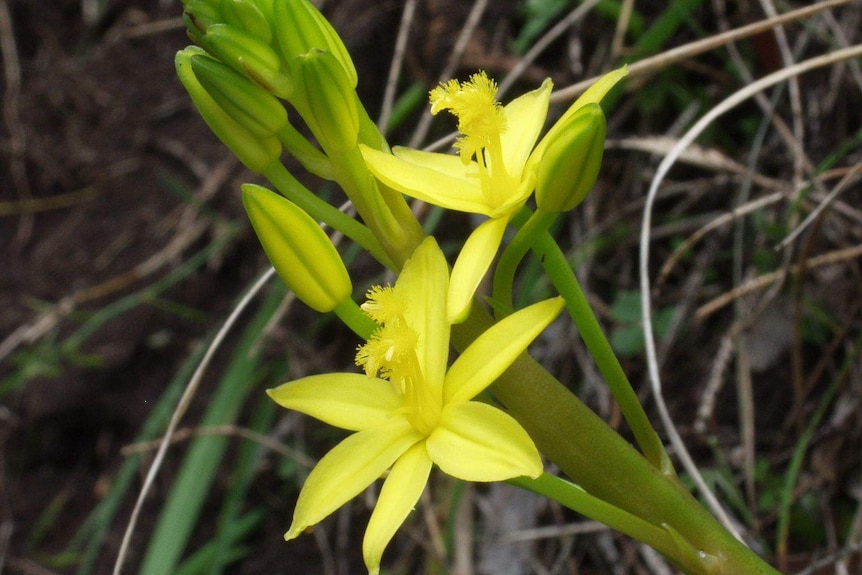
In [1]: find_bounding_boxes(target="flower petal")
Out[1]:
[396,237,450,394]
[499,78,552,179]
[267,373,401,431]
[285,420,423,539]
[362,442,433,575]
[527,66,627,175]
[360,145,493,216]
[566,65,628,117]
[394,146,475,179]
[444,296,564,403]
[447,216,509,323]
[427,401,542,481]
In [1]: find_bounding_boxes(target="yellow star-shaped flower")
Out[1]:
[361,68,626,322]
[267,237,563,574]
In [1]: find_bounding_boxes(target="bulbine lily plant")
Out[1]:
[175,0,782,573]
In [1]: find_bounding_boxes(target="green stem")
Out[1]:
[533,228,673,475]
[492,207,558,316]
[261,162,393,268]
[329,145,426,268]
[333,297,378,340]
[451,309,780,575]
[276,123,334,181]
[508,474,720,575]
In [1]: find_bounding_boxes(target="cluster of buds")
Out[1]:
[174,1,632,573]
[176,0,360,169]
[176,0,624,319]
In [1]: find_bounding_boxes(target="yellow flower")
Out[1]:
[267,237,563,574]
[361,68,626,322]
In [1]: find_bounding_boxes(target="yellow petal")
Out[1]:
[360,145,493,216]
[393,146,475,179]
[396,237,450,394]
[426,401,542,481]
[267,373,401,431]
[447,216,509,323]
[444,297,564,404]
[286,420,423,540]
[527,66,627,173]
[499,78,552,179]
[362,442,433,575]
[566,65,628,118]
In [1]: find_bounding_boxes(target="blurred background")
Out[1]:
[1,0,860,573]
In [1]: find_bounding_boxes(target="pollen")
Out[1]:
[360,284,408,324]
[355,312,419,379]
[429,71,506,163]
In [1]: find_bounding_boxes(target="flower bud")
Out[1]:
[242,183,352,312]
[176,47,282,173]
[201,23,292,98]
[535,103,606,212]
[182,0,222,36]
[292,48,359,154]
[222,0,272,44]
[273,0,357,88]
[191,53,288,138]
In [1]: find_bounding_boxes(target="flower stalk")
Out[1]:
[172,2,784,573]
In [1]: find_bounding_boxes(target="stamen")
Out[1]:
[361,284,408,324]
[429,71,506,165]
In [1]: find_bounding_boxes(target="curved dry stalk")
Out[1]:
[111,266,278,575]
[638,42,862,540]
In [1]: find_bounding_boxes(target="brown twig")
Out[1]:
[695,243,862,320]
[550,0,854,104]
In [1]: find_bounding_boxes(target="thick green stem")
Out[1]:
[534,229,673,475]
[494,207,670,474]
[451,309,780,575]
[329,145,425,268]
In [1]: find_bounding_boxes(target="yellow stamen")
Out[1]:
[361,284,408,324]
[429,71,506,165]
[355,281,441,435]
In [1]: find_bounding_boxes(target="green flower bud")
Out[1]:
[191,53,288,138]
[273,0,357,88]
[535,103,606,212]
[222,0,272,44]
[292,48,359,154]
[182,0,222,35]
[201,24,292,98]
[176,47,282,173]
[242,183,352,312]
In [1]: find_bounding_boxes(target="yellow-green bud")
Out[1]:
[272,0,357,88]
[191,53,287,138]
[242,183,352,312]
[176,47,282,173]
[222,0,272,44]
[182,0,222,35]
[200,24,292,98]
[292,48,359,154]
[535,103,606,212]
